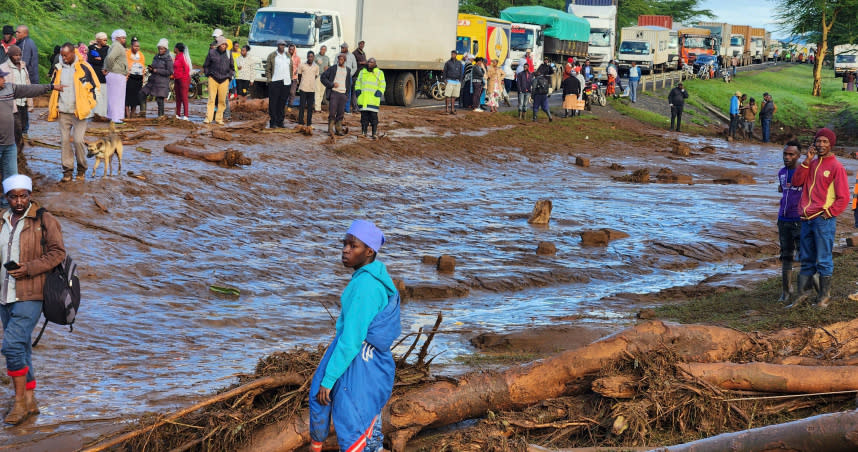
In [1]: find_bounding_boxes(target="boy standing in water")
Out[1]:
[310,220,401,452]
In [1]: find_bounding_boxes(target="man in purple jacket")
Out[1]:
[777,140,802,302]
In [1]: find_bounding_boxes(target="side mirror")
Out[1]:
[651,49,655,54]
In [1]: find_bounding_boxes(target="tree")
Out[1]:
[775,0,858,96]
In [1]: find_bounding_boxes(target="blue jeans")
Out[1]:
[629,78,639,102]
[799,216,836,277]
[0,300,42,386]
[0,143,18,183]
[761,118,772,142]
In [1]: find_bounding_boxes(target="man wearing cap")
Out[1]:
[338,43,358,113]
[203,36,234,125]
[0,26,16,65]
[264,40,291,128]
[788,128,850,308]
[760,92,776,143]
[728,91,741,140]
[47,43,99,182]
[0,174,67,425]
[668,82,688,132]
[0,66,61,184]
[442,50,463,114]
[104,29,128,124]
[309,219,400,452]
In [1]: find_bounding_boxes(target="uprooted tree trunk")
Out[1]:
[240,321,755,451]
[680,362,858,393]
[164,142,251,167]
[648,409,858,452]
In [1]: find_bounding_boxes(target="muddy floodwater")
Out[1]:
[3,110,855,448]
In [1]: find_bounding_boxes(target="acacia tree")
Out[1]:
[775,0,858,96]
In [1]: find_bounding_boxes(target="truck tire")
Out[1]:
[393,72,416,106]
[384,81,396,105]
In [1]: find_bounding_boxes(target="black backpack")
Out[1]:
[32,208,80,347]
[534,76,550,95]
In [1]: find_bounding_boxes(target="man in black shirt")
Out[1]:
[668,82,688,131]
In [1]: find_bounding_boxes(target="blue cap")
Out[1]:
[347,220,385,253]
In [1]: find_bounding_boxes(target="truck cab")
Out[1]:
[509,23,544,71]
[834,44,858,77]
[728,34,745,58]
[668,30,679,70]
[751,37,766,63]
[247,7,341,84]
[678,29,715,67]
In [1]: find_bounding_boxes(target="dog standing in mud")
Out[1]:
[87,122,123,177]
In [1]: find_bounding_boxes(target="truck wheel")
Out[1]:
[394,72,416,106]
[384,83,396,105]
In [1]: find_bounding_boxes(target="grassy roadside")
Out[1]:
[657,249,858,332]
[682,65,855,142]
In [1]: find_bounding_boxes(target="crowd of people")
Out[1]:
[727,90,776,142]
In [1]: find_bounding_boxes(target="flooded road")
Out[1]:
[2,108,854,448]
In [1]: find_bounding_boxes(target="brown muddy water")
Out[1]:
[2,108,856,448]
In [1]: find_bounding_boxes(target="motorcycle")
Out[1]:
[420,71,446,101]
[583,79,606,108]
[188,69,208,100]
[720,67,732,83]
[697,63,711,80]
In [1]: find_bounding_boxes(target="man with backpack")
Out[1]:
[0,174,67,424]
[531,70,552,122]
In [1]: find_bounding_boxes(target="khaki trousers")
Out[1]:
[58,113,88,176]
[206,78,230,123]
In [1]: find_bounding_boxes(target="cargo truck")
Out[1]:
[750,27,767,63]
[696,22,731,62]
[567,0,618,71]
[500,6,590,89]
[457,13,512,66]
[508,23,544,72]
[834,44,858,77]
[617,26,671,74]
[247,0,458,106]
[678,28,716,67]
[730,25,753,66]
[639,15,679,70]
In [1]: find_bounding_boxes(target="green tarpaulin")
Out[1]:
[500,6,590,42]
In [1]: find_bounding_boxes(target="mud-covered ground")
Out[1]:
[3,97,858,450]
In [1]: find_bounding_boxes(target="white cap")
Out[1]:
[212,28,223,37]
[157,38,168,49]
[3,175,32,194]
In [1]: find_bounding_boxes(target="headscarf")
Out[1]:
[111,29,126,42]
[346,220,385,253]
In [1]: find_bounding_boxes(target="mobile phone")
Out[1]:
[4,261,19,271]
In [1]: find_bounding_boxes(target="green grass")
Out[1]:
[656,249,858,332]
[682,65,848,133]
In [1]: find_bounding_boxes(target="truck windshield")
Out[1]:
[730,37,744,46]
[685,37,709,48]
[619,41,650,55]
[510,28,534,51]
[589,30,611,47]
[456,36,471,56]
[669,36,678,50]
[836,55,857,64]
[249,11,314,47]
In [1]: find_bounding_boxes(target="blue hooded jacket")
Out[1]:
[309,260,401,451]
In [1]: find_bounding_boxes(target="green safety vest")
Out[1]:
[355,68,386,112]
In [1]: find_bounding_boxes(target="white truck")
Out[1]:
[696,22,731,62]
[246,0,458,106]
[617,26,671,74]
[509,23,544,72]
[834,44,858,77]
[567,0,617,72]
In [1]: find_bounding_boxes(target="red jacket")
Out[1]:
[173,52,190,81]
[792,154,850,219]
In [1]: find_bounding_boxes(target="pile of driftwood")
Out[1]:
[82,317,858,452]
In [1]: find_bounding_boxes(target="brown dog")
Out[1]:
[87,122,123,177]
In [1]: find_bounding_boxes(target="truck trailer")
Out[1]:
[617,26,671,74]
[750,27,767,63]
[457,13,512,66]
[567,0,618,71]
[677,27,716,67]
[730,25,753,66]
[247,0,458,106]
[696,22,731,61]
[500,6,590,89]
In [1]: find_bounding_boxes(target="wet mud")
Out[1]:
[3,98,858,450]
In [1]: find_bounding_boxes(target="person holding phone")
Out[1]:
[0,174,66,424]
[788,128,850,308]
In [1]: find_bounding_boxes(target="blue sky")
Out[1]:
[699,0,784,37]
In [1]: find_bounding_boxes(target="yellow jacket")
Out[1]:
[47,59,100,121]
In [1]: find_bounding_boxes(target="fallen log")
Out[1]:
[82,373,305,452]
[646,409,858,452]
[680,362,858,393]
[164,142,251,167]
[529,446,653,452]
[231,98,268,112]
[591,375,638,399]
[243,321,754,451]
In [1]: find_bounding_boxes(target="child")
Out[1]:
[310,220,401,452]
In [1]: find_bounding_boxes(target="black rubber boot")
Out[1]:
[817,275,833,308]
[361,125,368,137]
[786,274,816,308]
[532,112,537,122]
[547,111,553,122]
[371,124,378,140]
[778,266,793,303]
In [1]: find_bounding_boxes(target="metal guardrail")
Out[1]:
[639,71,686,92]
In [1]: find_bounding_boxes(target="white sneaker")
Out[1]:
[175,115,181,120]
[474,108,484,112]
[182,116,189,121]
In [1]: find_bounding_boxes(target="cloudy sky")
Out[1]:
[699,0,786,37]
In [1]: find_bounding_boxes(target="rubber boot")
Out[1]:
[4,375,29,425]
[371,124,378,140]
[532,112,537,122]
[777,267,793,303]
[816,275,833,308]
[786,274,816,308]
[335,121,345,136]
[327,119,335,137]
[361,125,368,138]
[547,111,553,122]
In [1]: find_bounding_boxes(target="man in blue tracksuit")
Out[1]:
[310,220,401,452]
[728,91,740,139]
[777,140,802,302]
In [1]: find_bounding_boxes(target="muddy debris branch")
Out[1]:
[679,362,858,393]
[164,142,251,167]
